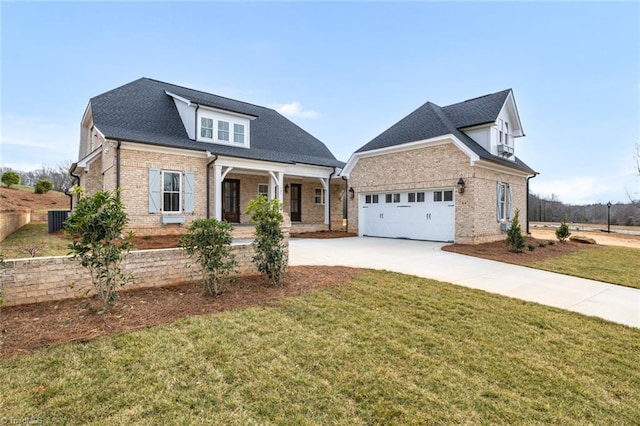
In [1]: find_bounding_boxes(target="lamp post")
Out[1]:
[607,201,612,233]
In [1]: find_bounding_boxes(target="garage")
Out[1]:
[359,189,455,242]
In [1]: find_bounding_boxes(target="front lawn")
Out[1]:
[532,246,640,289]
[2,270,638,424]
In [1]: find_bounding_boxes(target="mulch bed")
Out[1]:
[442,236,599,266]
[0,266,361,359]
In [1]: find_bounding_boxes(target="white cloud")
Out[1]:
[274,102,321,119]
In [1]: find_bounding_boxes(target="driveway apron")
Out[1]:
[289,237,640,328]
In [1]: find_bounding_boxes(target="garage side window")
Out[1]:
[496,182,513,221]
[365,194,379,204]
[315,188,325,205]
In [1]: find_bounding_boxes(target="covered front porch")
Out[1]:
[210,156,345,232]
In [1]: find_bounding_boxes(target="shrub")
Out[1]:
[34,179,53,194]
[538,241,547,248]
[547,240,556,246]
[506,209,526,253]
[527,244,536,251]
[246,195,288,285]
[179,219,237,296]
[1,171,20,188]
[556,215,571,242]
[64,189,132,314]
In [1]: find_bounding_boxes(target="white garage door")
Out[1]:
[360,190,455,242]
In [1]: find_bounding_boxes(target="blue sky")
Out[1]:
[1,1,638,205]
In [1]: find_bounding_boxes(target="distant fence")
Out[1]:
[0,211,31,242]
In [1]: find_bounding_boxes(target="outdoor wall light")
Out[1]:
[457,178,466,194]
[348,187,355,199]
[284,184,289,193]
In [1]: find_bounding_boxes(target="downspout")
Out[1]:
[206,152,218,218]
[526,174,536,235]
[342,176,349,233]
[68,162,81,210]
[116,140,122,193]
[194,104,200,139]
[328,168,336,231]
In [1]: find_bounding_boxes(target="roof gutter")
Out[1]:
[68,162,81,210]
[206,152,218,218]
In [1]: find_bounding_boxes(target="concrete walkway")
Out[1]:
[289,237,640,328]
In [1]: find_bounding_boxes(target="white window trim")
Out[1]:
[497,182,513,222]
[314,188,325,205]
[197,110,251,148]
[162,170,182,213]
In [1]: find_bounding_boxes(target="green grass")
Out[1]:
[532,246,640,289]
[0,222,69,258]
[2,270,639,424]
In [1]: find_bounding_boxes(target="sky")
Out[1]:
[1,1,638,205]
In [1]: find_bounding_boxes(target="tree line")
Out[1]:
[529,193,640,226]
[0,161,74,193]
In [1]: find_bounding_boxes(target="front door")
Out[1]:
[290,183,302,222]
[223,179,240,223]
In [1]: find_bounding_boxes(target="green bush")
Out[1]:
[506,209,525,253]
[34,179,53,194]
[246,195,288,285]
[1,171,20,188]
[527,244,536,251]
[179,219,237,296]
[538,241,547,248]
[556,215,571,242]
[64,189,132,314]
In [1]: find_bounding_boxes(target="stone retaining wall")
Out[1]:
[1,242,270,306]
[0,211,31,242]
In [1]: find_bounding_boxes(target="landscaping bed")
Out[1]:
[442,236,598,266]
[0,266,360,358]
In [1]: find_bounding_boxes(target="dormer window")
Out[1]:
[196,109,251,148]
[218,121,230,141]
[233,124,245,144]
[497,119,514,157]
[201,118,213,138]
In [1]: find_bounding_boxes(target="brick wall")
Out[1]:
[1,237,289,306]
[347,141,530,244]
[0,211,31,242]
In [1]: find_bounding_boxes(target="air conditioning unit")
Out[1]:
[498,144,514,157]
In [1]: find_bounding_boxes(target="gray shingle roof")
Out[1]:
[90,78,344,168]
[355,89,535,174]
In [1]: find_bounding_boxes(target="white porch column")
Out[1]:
[320,177,330,225]
[268,171,284,207]
[276,171,284,206]
[214,165,222,220]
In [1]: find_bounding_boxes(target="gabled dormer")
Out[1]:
[166,90,257,149]
[453,89,524,162]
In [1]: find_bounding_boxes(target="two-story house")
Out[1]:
[341,89,537,244]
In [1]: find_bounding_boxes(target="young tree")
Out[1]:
[556,215,571,242]
[1,170,20,188]
[179,219,237,296]
[506,209,526,253]
[64,189,132,314]
[246,196,288,285]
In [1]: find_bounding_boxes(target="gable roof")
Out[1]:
[89,78,343,168]
[355,89,534,174]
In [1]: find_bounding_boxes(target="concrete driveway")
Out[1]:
[290,237,640,328]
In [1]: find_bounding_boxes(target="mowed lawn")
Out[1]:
[2,270,639,424]
[532,246,640,289]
